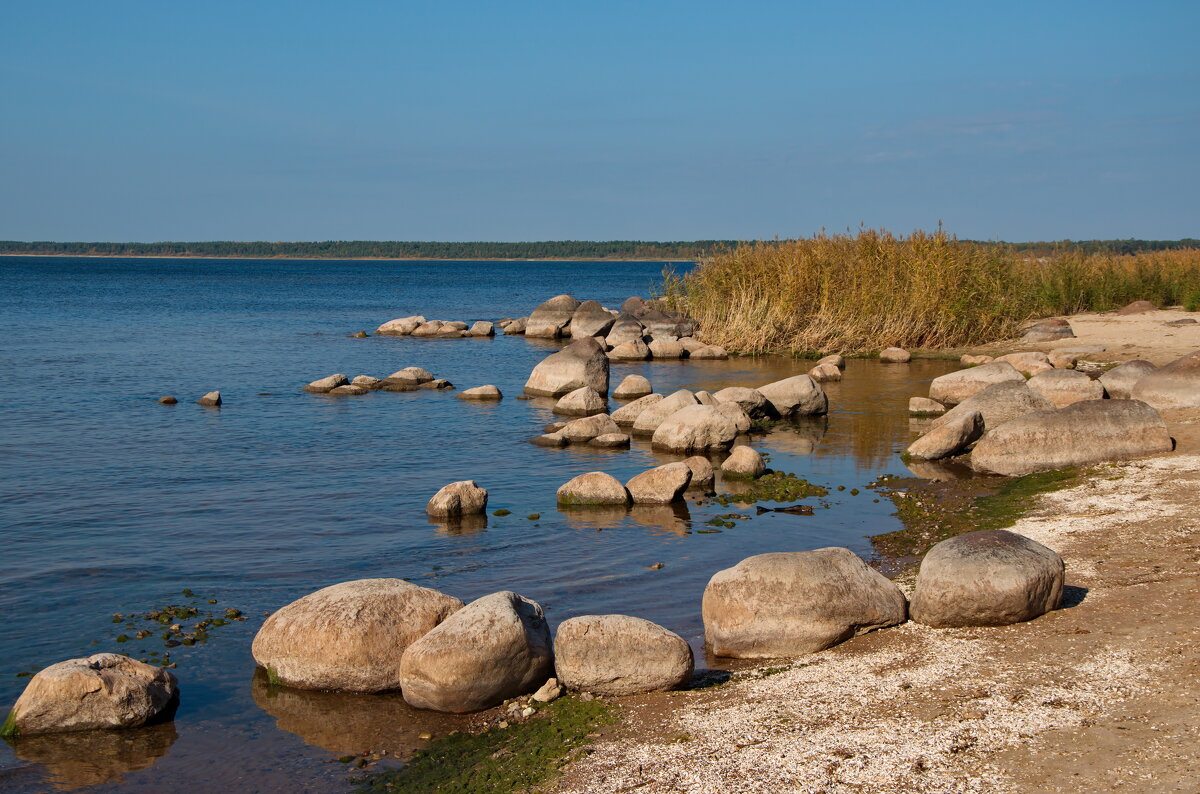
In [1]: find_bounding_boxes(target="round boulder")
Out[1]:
[651,405,739,453]
[632,389,698,435]
[910,530,1064,627]
[816,354,845,369]
[1099,360,1156,400]
[703,548,908,658]
[1131,350,1200,409]
[648,339,684,359]
[683,456,716,489]
[554,615,693,696]
[567,300,616,339]
[626,462,692,504]
[352,375,384,390]
[721,445,765,479]
[609,339,651,360]
[713,386,773,420]
[4,654,178,735]
[251,579,464,692]
[398,591,553,712]
[689,345,728,360]
[589,433,631,448]
[1027,369,1106,407]
[557,472,630,506]
[613,374,652,400]
[880,347,911,363]
[561,413,620,443]
[604,314,646,347]
[457,385,502,401]
[715,401,752,433]
[756,375,828,417]
[554,386,607,416]
[426,481,488,517]
[809,363,842,382]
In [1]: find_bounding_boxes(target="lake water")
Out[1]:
[0,256,958,792]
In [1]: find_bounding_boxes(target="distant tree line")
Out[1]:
[0,237,1195,260]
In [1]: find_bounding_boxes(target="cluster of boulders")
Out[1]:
[556,454,753,508]
[905,348,1200,474]
[376,316,495,338]
[302,366,454,395]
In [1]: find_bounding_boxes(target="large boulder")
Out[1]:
[554,387,607,416]
[613,374,652,400]
[609,339,651,360]
[1022,318,1074,342]
[1131,350,1200,409]
[651,405,739,453]
[683,456,716,489]
[554,616,693,696]
[561,414,620,443]
[910,530,1064,627]
[971,400,1173,475]
[252,579,464,692]
[557,472,630,506]
[467,321,495,337]
[1099,360,1157,400]
[995,352,1053,376]
[526,295,582,338]
[303,374,349,393]
[567,300,616,338]
[625,463,692,504]
[524,338,610,397]
[648,339,685,359]
[605,314,646,347]
[721,445,765,478]
[611,393,664,426]
[632,389,697,435]
[713,387,774,420]
[907,410,983,460]
[398,592,553,712]
[702,548,907,658]
[929,381,1055,435]
[376,315,426,336]
[715,401,752,433]
[4,654,178,735]
[757,375,827,417]
[928,361,1025,405]
[426,481,488,517]
[1027,369,1106,407]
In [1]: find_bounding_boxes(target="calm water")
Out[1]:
[0,257,958,792]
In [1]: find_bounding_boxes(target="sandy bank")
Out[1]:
[974,308,1200,366]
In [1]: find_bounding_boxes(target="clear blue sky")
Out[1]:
[2,1,1196,242]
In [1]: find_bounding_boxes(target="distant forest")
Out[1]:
[0,238,1196,260]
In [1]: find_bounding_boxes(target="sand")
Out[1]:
[976,307,1200,366]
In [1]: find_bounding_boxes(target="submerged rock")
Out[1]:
[456,385,502,401]
[526,295,582,338]
[196,391,221,407]
[554,615,693,696]
[757,375,827,418]
[589,432,631,448]
[907,409,983,460]
[553,386,607,416]
[426,481,488,518]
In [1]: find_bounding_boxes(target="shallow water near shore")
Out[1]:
[0,257,960,792]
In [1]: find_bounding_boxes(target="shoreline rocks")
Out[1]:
[1130,350,1200,409]
[524,338,610,397]
[879,347,911,363]
[426,481,488,518]
[626,463,692,504]
[1099,360,1156,400]
[928,362,1024,405]
[757,375,827,418]
[651,404,739,453]
[557,472,630,506]
[554,615,693,696]
[613,374,652,400]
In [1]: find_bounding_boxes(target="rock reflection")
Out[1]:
[250,669,463,758]
[5,722,177,790]
[428,513,488,535]
[903,458,978,481]
[558,505,628,531]
[627,503,691,535]
[765,416,827,457]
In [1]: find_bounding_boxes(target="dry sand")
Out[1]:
[977,307,1200,365]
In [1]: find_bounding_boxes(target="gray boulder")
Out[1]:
[929,381,1055,436]
[1022,318,1074,342]
[907,410,983,460]
[1131,350,1200,409]
[1027,369,1106,407]
[612,374,652,400]
[557,472,630,506]
[632,389,697,435]
[467,321,495,337]
[411,320,444,337]
[757,375,828,417]
[702,548,907,658]
[928,361,1025,405]
[611,393,664,426]
[910,530,1064,627]
[1099,360,1157,400]
[524,338,610,397]
[328,384,368,396]
[713,386,774,420]
[386,366,434,385]
[554,615,693,696]
[625,462,692,504]
[567,300,616,338]
[648,339,685,359]
[426,481,488,517]
[605,314,646,347]
[398,591,553,712]
[971,399,1173,475]
[526,295,582,338]
[561,413,620,443]
[651,405,739,453]
[502,317,527,335]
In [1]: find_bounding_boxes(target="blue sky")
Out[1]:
[1,1,1196,242]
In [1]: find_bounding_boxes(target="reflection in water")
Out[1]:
[762,416,828,457]
[427,513,488,535]
[5,722,177,791]
[903,458,981,481]
[558,505,628,531]
[250,669,464,759]
[627,503,691,535]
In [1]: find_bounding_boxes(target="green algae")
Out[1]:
[713,471,828,506]
[1,709,17,738]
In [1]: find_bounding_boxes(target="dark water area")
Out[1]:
[0,257,959,792]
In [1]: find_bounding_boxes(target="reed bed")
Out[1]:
[663,229,1200,354]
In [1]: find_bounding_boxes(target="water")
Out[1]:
[0,256,958,792]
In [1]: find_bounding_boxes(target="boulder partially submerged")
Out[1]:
[651,405,739,453]
[524,338,610,397]
[526,295,582,338]
[557,472,630,506]
[756,375,827,418]
[907,410,983,460]
[612,374,652,400]
[426,481,488,518]
[626,462,692,504]
[721,445,765,478]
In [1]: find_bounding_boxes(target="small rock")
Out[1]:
[350,331,369,338]
[612,374,653,400]
[532,678,562,702]
[157,396,177,405]
[809,363,842,382]
[557,472,630,506]
[721,445,765,479]
[419,379,454,390]
[611,393,665,426]
[427,481,488,517]
[352,376,384,390]
[554,387,607,416]
[1021,318,1074,342]
[196,391,221,407]
[467,321,495,337]
[457,385,503,401]
[589,433,631,448]
[816,354,845,369]
[328,384,369,396]
[303,374,350,394]
[960,354,994,366]
[648,340,684,359]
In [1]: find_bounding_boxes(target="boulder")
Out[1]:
[643,312,699,339]
[1131,350,1200,409]
[436,327,466,338]
[971,399,1173,475]
[4,654,178,735]
[816,354,845,369]
[879,347,911,363]
[1022,318,1074,342]
[1117,300,1156,315]
[544,422,567,433]
[678,337,708,355]
[625,462,692,504]
[690,345,728,360]
[809,363,842,382]
[996,352,1053,376]
[648,340,684,359]
[589,433,631,449]
[609,339,651,360]
[620,296,646,315]
[557,472,630,506]
[524,338,610,397]
[398,592,553,713]
[567,300,616,338]
[554,615,693,696]
[426,481,488,517]
[715,402,752,433]
[929,381,1055,435]
[1027,370,1106,407]
[502,317,527,335]
[611,393,665,426]
[1048,352,1077,369]
[612,374,652,400]
[632,389,698,435]
[526,295,582,338]
[694,390,716,406]
[328,384,368,396]
[411,321,444,337]
[605,314,646,348]
[386,367,434,385]
[960,354,994,366]
[757,375,828,417]
[1100,359,1157,400]
[375,315,426,336]
[197,391,221,407]
[467,321,495,337]
[683,456,716,489]
[561,413,621,443]
[651,405,739,453]
[713,387,773,420]
[702,548,907,658]
[907,410,984,460]
[554,387,607,416]
[910,530,1064,627]
[909,397,946,416]
[721,445,765,478]
[443,321,469,331]
[251,579,463,692]
[529,432,567,448]
[456,385,502,401]
[419,378,454,390]
[157,396,177,405]
[352,375,384,390]
[928,361,1025,405]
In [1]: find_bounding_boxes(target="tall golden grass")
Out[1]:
[663,229,1200,354]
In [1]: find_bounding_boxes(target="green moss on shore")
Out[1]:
[353,696,614,793]
[714,471,828,506]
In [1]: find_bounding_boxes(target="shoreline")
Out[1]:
[0,253,697,263]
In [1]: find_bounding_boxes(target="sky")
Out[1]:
[1,1,1197,242]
